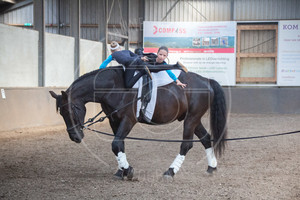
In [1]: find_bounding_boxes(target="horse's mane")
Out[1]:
[67,66,124,92]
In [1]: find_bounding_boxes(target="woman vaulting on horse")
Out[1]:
[99,41,188,88]
[135,46,187,88]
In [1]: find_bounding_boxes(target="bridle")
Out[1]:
[59,101,84,133]
[69,104,83,132]
[63,96,142,133]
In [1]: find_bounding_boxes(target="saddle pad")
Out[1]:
[133,69,181,120]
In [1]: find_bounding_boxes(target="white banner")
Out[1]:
[143,21,236,86]
[278,20,300,86]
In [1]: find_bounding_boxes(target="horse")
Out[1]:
[49,66,227,180]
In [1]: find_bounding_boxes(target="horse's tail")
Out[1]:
[209,79,227,156]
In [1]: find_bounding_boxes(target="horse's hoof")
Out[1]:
[163,174,174,182]
[114,169,124,180]
[163,168,175,179]
[124,166,134,180]
[206,166,217,174]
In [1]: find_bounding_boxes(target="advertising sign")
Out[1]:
[278,20,300,86]
[143,21,236,86]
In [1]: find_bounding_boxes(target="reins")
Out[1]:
[82,97,142,128]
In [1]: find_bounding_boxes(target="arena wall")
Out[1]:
[0,87,102,131]
[224,87,300,115]
[0,24,39,87]
[0,24,104,131]
[45,33,75,87]
[80,37,103,75]
[0,24,103,88]
[1,87,300,132]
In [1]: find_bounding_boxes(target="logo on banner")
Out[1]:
[153,25,186,35]
[282,24,298,30]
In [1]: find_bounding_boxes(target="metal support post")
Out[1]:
[70,0,80,79]
[98,0,108,61]
[34,0,45,86]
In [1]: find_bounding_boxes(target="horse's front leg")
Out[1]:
[111,117,136,180]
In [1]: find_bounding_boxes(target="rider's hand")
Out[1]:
[176,80,187,88]
[141,56,149,62]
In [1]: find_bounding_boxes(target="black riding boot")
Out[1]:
[139,75,153,122]
[146,62,188,73]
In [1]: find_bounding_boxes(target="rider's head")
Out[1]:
[156,46,168,63]
[110,41,121,53]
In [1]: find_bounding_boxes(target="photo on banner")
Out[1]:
[143,21,237,86]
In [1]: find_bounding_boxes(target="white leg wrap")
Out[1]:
[205,147,217,168]
[170,154,185,174]
[116,152,129,170]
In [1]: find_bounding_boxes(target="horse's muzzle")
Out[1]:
[67,124,84,143]
[71,135,82,143]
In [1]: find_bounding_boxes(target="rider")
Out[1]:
[99,41,188,88]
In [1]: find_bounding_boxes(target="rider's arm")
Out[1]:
[165,63,186,88]
[166,70,177,81]
[99,55,113,69]
[162,61,177,81]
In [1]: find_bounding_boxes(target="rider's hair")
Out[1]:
[157,46,169,54]
[110,41,120,52]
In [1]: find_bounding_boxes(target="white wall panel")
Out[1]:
[80,39,103,75]
[45,33,74,87]
[0,24,38,87]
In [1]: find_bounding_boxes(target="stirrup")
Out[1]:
[177,62,188,73]
[144,66,152,80]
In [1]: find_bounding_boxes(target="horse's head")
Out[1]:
[49,91,86,143]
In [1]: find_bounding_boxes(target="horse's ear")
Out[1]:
[61,91,68,99]
[49,91,58,99]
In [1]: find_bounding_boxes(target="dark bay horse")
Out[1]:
[49,66,227,179]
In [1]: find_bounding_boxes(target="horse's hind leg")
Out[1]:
[163,120,197,178]
[194,123,217,174]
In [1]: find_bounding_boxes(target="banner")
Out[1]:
[278,20,300,86]
[143,21,236,86]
